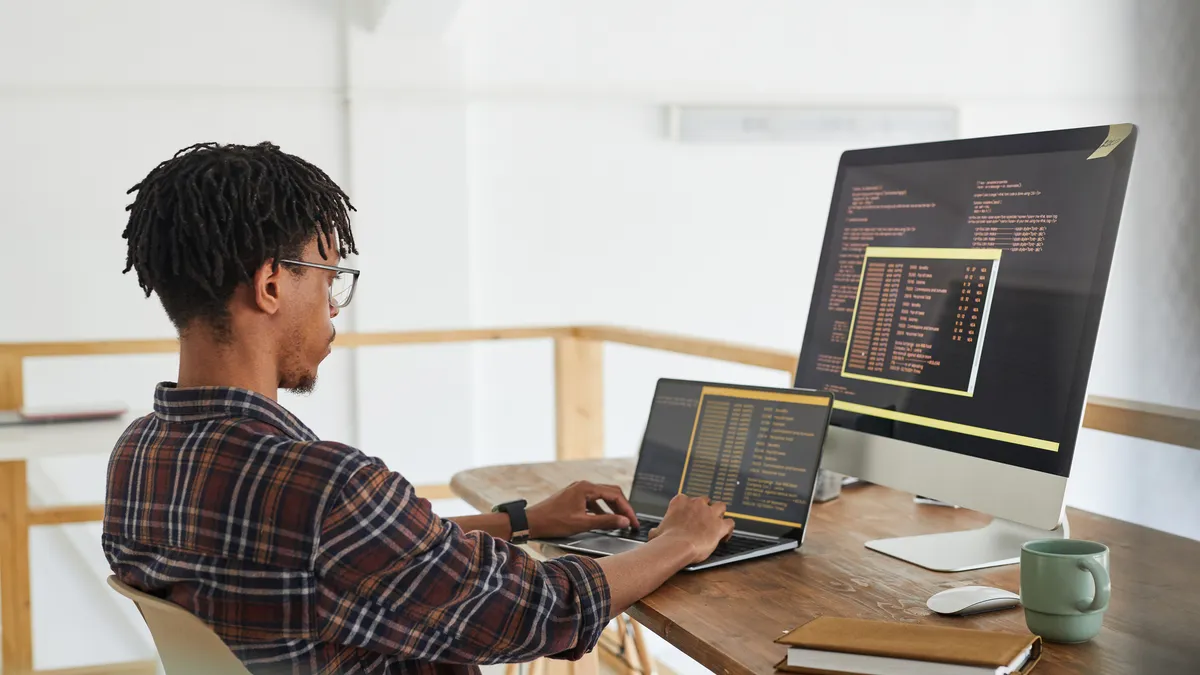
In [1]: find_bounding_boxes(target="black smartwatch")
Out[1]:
[492,499,530,544]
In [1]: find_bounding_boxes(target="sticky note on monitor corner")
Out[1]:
[1087,123,1133,160]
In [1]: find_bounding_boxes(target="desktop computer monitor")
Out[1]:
[793,124,1137,572]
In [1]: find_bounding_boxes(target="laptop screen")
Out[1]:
[628,379,834,540]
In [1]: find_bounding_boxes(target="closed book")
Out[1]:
[774,616,1041,675]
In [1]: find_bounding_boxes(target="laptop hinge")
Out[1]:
[733,529,783,542]
[634,514,790,543]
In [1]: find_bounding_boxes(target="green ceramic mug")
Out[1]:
[1019,539,1111,643]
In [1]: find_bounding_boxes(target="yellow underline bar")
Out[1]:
[840,372,973,397]
[727,511,807,528]
[833,400,1059,452]
[863,246,1004,260]
[700,386,831,407]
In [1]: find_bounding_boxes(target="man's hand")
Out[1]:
[525,481,640,539]
[647,494,735,564]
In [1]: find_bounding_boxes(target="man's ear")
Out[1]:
[250,260,286,315]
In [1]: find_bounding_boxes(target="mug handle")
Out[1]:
[1076,557,1111,613]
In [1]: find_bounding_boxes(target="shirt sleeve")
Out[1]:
[313,459,612,665]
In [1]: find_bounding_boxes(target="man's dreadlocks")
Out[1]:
[121,142,357,339]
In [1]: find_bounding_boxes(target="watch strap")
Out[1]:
[492,499,530,544]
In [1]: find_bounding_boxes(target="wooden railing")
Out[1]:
[1,325,1198,675]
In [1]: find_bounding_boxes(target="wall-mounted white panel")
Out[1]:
[665,106,957,145]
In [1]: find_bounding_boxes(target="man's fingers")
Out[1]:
[598,498,638,530]
[586,485,640,529]
[721,517,736,541]
[588,512,631,530]
[710,500,728,516]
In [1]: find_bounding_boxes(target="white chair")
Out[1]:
[107,575,252,675]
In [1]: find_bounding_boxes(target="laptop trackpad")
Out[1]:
[570,536,642,556]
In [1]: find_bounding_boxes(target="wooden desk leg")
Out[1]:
[629,621,653,675]
[0,459,33,675]
[615,617,634,673]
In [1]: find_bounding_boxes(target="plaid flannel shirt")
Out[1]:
[102,383,611,674]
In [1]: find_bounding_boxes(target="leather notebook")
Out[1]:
[774,616,1042,675]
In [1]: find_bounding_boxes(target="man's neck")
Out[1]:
[176,334,279,401]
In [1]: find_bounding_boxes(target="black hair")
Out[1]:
[121,141,357,339]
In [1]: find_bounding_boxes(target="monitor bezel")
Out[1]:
[793,123,1138,479]
[628,377,835,542]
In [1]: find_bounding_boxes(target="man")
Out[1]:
[103,141,734,674]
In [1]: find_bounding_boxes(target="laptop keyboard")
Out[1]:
[592,521,775,559]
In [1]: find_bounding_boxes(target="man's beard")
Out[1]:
[279,326,332,395]
[284,372,318,395]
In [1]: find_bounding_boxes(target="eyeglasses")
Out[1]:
[279,259,360,308]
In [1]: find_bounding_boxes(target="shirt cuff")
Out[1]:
[544,554,612,660]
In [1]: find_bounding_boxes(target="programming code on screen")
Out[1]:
[842,248,1001,396]
[630,381,830,531]
[970,180,1052,253]
[794,139,1123,476]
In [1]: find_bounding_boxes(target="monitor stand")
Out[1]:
[864,515,1070,573]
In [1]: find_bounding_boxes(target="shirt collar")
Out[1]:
[152,382,319,442]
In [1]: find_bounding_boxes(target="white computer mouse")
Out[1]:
[926,585,1022,616]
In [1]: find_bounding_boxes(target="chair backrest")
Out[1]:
[107,575,253,675]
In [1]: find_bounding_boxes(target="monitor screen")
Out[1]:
[793,124,1136,477]
[629,379,833,539]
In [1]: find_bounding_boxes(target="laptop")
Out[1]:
[544,378,834,571]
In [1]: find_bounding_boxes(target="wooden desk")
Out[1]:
[451,458,1200,675]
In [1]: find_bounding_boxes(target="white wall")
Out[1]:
[3,0,1198,673]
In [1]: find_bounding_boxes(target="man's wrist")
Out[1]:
[646,532,699,566]
[524,506,542,539]
[487,512,513,540]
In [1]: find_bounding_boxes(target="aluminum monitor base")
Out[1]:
[865,515,1070,573]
